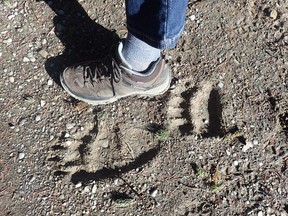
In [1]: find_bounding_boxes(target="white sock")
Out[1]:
[120,33,161,72]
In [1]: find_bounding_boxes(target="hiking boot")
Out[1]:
[60,44,171,105]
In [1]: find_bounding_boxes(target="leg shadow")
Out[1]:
[41,0,120,86]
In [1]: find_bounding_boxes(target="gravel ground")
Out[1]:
[0,0,287,215]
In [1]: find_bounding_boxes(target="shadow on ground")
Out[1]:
[41,0,119,86]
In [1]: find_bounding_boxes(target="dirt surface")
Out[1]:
[0,0,287,215]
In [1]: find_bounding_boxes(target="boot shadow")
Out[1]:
[41,0,120,86]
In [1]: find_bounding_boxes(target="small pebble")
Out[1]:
[233,161,239,166]
[258,211,263,216]
[47,79,53,86]
[83,186,90,193]
[42,39,47,45]
[252,139,259,145]
[66,123,75,130]
[19,118,27,126]
[38,49,49,58]
[8,14,15,20]
[23,57,30,62]
[18,152,25,160]
[9,77,15,83]
[242,141,253,152]
[150,189,158,198]
[3,38,12,45]
[35,115,41,122]
[91,185,97,194]
[40,100,46,107]
[270,10,278,20]
[217,82,224,89]
[190,15,196,21]
[75,182,82,188]
[64,133,70,138]
[29,57,36,62]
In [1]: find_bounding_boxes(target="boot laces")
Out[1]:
[83,58,122,86]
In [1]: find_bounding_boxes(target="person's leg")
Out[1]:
[60,0,188,105]
[125,0,188,49]
[120,0,188,72]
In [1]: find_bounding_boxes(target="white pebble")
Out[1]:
[252,139,259,145]
[150,189,158,198]
[40,100,46,107]
[38,49,49,58]
[190,15,196,21]
[75,182,82,188]
[217,82,224,89]
[83,186,90,193]
[233,161,239,166]
[35,115,41,122]
[42,39,47,45]
[29,57,36,62]
[258,211,263,216]
[18,152,25,160]
[3,38,12,45]
[242,141,253,152]
[47,79,53,86]
[91,184,97,194]
[64,133,70,138]
[23,57,30,62]
[66,123,75,130]
[9,77,15,83]
[8,14,15,20]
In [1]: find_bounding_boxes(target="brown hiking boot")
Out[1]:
[60,48,171,105]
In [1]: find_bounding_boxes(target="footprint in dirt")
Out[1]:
[166,80,224,137]
[47,117,160,184]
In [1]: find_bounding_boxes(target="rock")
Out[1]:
[75,182,82,188]
[3,38,12,45]
[40,100,46,107]
[99,139,109,148]
[217,82,224,89]
[35,115,41,122]
[19,118,27,126]
[91,184,97,194]
[233,161,239,166]
[83,186,90,193]
[18,152,25,160]
[47,79,53,86]
[64,132,70,138]
[66,123,75,130]
[190,15,196,21]
[9,77,15,83]
[23,57,30,62]
[150,189,158,198]
[38,49,49,58]
[274,31,283,40]
[41,39,47,45]
[242,141,253,152]
[258,211,264,216]
[270,10,278,20]
[29,57,36,62]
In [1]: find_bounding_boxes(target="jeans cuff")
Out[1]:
[127,24,184,50]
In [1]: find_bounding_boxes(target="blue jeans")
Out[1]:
[125,0,188,49]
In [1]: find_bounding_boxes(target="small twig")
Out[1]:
[122,140,135,159]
